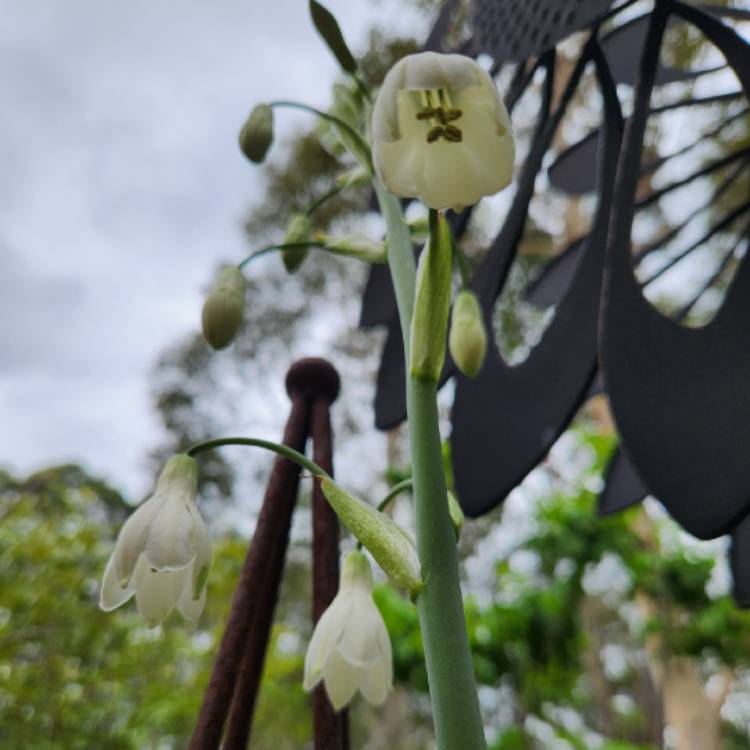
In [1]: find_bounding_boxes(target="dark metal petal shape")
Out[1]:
[359,263,397,329]
[598,447,648,517]
[472,0,615,62]
[453,42,622,517]
[548,92,743,195]
[525,238,585,308]
[374,317,406,431]
[602,13,723,87]
[600,2,750,540]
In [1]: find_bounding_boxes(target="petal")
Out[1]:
[375,140,425,200]
[111,495,164,585]
[142,490,197,572]
[322,648,366,711]
[400,51,479,92]
[359,655,391,706]
[360,609,393,705]
[187,502,212,599]
[99,552,136,611]
[335,592,383,666]
[417,121,514,209]
[304,593,352,691]
[135,566,187,627]
[372,57,405,142]
[177,562,207,621]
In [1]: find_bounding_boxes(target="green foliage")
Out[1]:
[489,726,530,750]
[0,465,310,749]
[376,428,750,746]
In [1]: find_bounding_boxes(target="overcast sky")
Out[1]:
[0,0,426,498]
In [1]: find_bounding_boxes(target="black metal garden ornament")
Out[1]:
[363,0,750,602]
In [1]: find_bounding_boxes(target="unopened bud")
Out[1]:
[201,266,246,350]
[318,232,386,264]
[449,290,487,378]
[410,212,452,381]
[282,213,312,273]
[320,478,423,598]
[239,104,274,164]
[309,0,357,74]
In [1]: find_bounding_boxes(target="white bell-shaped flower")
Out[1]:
[372,51,515,210]
[99,454,212,627]
[304,550,393,710]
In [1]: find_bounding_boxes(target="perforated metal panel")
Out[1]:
[472,0,616,61]
[361,0,750,604]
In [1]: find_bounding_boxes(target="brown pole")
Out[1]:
[308,362,349,750]
[188,366,311,750]
[222,359,343,749]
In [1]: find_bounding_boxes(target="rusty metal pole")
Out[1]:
[188,363,312,750]
[308,361,349,750]
[222,359,343,749]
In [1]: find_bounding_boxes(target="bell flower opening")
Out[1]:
[99,454,212,627]
[372,51,515,210]
[303,550,393,710]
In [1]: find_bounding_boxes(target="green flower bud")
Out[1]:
[317,232,386,264]
[447,491,465,540]
[239,104,274,163]
[409,212,453,382]
[309,0,357,74]
[282,213,312,273]
[449,289,487,378]
[320,478,423,598]
[201,266,246,350]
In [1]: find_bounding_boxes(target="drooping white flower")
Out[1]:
[99,454,212,627]
[372,51,515,211]
[304,550,393,710]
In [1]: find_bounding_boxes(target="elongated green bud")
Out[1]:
[409,211,453,381]
[282,213,311,273]
[320,478,423,598]
[449,289,487,378]
[309,0,357,74]
[447,491,465,540]
[239,104,274,163]
[317,232,386,264]
[201,266,246,350]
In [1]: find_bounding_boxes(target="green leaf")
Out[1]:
[309,0,357,73]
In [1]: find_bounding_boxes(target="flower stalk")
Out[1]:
[374,179,486,749]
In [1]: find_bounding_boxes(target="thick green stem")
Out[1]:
[374,180,486,749]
